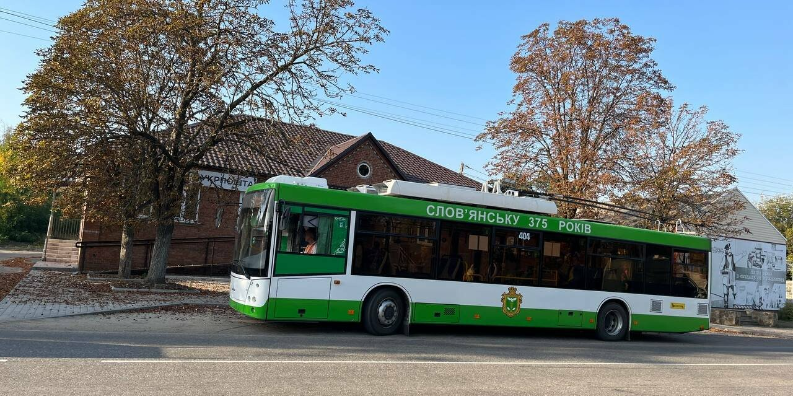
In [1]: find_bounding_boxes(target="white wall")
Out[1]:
[711,238,787,310]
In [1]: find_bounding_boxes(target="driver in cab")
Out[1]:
[303,228,318,254]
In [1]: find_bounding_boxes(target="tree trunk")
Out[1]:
[118,221,134,279]
[146,220,174,285]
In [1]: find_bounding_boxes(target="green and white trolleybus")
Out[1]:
[229,176,711,341]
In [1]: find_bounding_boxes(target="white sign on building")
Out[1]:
[198,170,255,192]
[711,238,787,310]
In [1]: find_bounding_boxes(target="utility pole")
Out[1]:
[459,162,464,175]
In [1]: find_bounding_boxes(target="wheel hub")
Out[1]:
[377,299,398,327]
[604,310,624,336]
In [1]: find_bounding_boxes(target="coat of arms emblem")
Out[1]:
[501,287,522,317]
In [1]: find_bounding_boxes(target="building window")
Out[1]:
[176,173,201,223]
[357,162,371,178]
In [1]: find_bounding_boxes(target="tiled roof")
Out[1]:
[306,133,369,175]
[199,117,480,188]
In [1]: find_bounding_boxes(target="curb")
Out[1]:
[31,261,78,272]
[110,286,200,294]
[0,302,229,324]
[709,324,793,340]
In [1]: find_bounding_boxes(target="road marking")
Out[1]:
[101,359,793,366]
[0,359,7,362]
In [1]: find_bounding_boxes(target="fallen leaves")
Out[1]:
[0,257,35,301]
[5,270,228,307]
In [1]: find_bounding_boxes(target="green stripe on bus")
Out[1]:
[631,314,709,333]
[235,297,707,333]
[229,299,268,319]
[413,303,597,329]
[250,183,710,251]
[274,253,346,275]
[272,297,330,319]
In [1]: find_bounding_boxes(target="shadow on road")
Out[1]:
[1,314,792,363]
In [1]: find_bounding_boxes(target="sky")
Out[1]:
[1,1,791,203]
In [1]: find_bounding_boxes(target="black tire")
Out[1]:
[362,288,404,336]
[596,302,629,341]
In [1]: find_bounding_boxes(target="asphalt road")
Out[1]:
[1,310,792,395]
[0,249,41,261]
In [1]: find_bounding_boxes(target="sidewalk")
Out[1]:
[0,268,228,322]
[709,323,793,340]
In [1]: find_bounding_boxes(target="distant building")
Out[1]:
[44,119,478,273]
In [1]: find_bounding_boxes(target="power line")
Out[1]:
[0,15,58,33]
[321,98,478,139]
[355,91,490,122]
[0,28,50,41]
[319,99,481,141]
[332,98,484,135]
[737,175,792,188]
[0,7,57,24]
[348,94,487,127]
[736,169,793,184]
[464,164,489,177]
[738,180,792,193]
[462,172,487,183]
[737,186,792,197]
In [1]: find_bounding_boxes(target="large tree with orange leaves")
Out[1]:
[478,18,673,219]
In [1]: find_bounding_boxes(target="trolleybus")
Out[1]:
[230,176,711,340]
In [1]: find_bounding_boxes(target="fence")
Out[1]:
[48,215,81,240]
[76,236,236,276]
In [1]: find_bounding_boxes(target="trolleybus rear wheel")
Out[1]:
[596,302,628,341]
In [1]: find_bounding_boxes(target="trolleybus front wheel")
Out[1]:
[596,302,628,341]
[363,288,404,336]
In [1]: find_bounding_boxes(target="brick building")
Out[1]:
[45,119,478,274]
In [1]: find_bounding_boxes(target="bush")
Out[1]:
[780,303,793,321]
[0,179,50,244]
[7,231,42,244]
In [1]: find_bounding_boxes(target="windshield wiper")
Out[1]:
[232,260,250,279]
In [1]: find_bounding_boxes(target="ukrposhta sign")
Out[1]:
[199,170,255,192]
[711,238,787,310]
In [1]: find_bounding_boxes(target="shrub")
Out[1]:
[780,303,793,321]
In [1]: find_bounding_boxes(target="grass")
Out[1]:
[0,240,44,251]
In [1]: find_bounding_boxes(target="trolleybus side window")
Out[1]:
[645,244,673,296]
[437,221,490,282]
[279,205,349,256]
[541,232,586,289]
[352,213,437,278]
[672,250,708,298]
[491,229,541,286]
[586,239,644,293]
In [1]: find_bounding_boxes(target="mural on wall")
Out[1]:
[711,239,787,310]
